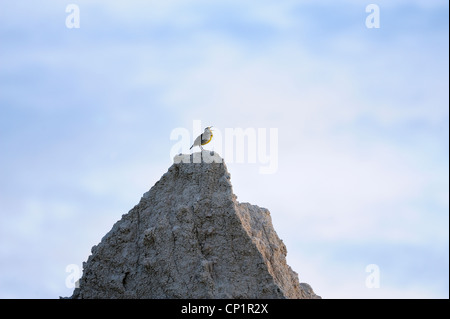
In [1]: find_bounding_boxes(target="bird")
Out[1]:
[190,126,214,151]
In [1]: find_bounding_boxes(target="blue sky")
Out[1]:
[0,0,448,298]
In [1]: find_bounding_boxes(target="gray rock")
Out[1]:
[70,151,320,299]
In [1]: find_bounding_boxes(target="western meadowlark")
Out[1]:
[190,126,213,151]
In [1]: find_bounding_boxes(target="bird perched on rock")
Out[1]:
[190,126,213,151]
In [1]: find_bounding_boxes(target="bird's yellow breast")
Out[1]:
[201,133,213,145]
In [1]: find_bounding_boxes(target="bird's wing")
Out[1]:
[193,134,202,146]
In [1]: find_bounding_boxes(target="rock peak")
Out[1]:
[70,153,320,299]
[173,150,224,164]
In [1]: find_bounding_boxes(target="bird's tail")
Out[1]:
[190,144,193,150]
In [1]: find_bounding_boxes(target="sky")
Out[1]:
[0,0,448,298]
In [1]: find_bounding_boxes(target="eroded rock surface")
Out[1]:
[71,151,320,299]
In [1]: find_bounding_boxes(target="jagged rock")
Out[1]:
[70,151,320,299]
